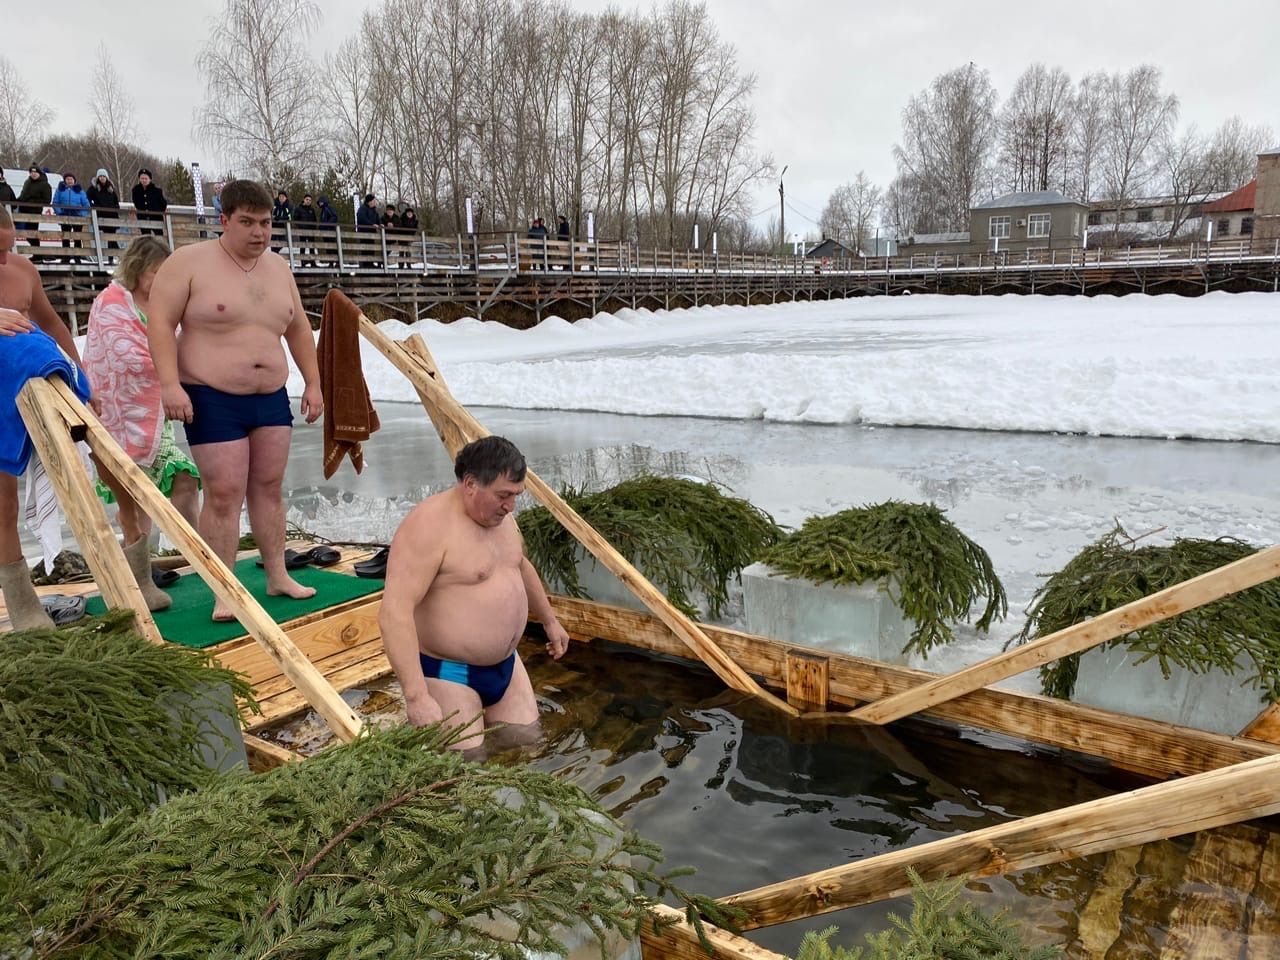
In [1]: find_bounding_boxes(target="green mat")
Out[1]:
[85,557,384,649]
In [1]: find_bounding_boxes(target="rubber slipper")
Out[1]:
[255,549,312,570]
[307,546,342,568]
[152,568,180,588]
[353,546,390,579]
[40,593,87,626]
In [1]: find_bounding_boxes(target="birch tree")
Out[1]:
[88,46,143,186]
[1159,126,1211,238]
[1203,115,1274,192]
[0,57,54,164]
[1068,71,1108,202]
[1100,65,1178,217]
[321,36,386,197]
[820,172,883,251]
[194,0,324,182]
[998,64,1073,194]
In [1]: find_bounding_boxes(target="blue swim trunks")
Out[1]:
[181,383,293,446]
[419,651,517,707]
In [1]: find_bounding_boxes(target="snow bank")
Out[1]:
[275,292,1278,442]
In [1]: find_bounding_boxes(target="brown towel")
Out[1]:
[319,288,380,478]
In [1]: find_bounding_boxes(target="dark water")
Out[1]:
[269,638,1279,956]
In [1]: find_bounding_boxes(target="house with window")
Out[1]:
[970,190,1088,253]
[1202,180,1257,240]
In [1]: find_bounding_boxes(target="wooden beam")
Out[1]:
[42,378,363,744]
[785,649,829,712]
[242,734,303,772]
[720,752,1280,930]
[354,303,798,718]
[1240,703,1280,744]
[852,544,1280,725]
[545,595,1279,781]
[641,904,788,960]
[16,379,162,644]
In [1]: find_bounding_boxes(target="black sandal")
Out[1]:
[353,546,390,579]
[255,546,341,570]
[152,568,180,588]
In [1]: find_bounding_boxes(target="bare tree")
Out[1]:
[997,64,1073,194]
[1203,115,1275,192]
[88,46,143,185]
[1100,65,1178,222]
[321,35,387,197]
[1159,125,1211,239]
[819,172,882,252]
[194,0,323,183]
[1068,71,1108,202]
[0,56,54,165]
[892,63,998,233]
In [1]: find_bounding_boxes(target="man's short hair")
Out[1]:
[454,436,527,486]
[221,180,274,216]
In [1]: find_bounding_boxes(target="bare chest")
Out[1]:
[0,267,32,315]
[437,528,523,586]
[185,257,295,333]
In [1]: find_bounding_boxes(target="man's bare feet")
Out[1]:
[267,575,318,601]
[212,602,238,623]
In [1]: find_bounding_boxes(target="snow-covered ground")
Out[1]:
[289,292,1280,443]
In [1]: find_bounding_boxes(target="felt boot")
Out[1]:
[0,559,54,631]
[125,537,172,612]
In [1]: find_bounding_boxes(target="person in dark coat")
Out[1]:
[292,193,319,266]
[87,168,121,248]
[557,215,570,241]
[318,196,339,225]
[0,171,14,204]
[270,190,291,252]
[399,207,420,233]
[356,194,380,232]
[131,168,167,235]
[380,203,400,229]
[527,217,548,240]
[17,166,52,255]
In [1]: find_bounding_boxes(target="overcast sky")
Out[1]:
[9,0,1278,232]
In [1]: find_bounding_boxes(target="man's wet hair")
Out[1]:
[454,436,527,486]
[221,179,274,216]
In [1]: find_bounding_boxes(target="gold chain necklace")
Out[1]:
[218,237,261,276]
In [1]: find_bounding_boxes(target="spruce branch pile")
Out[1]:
[759,501,1007,658]
[1011,524,1280,701]
[521,475,783,618]
[796,871,1057,959]
[0,611,255,852]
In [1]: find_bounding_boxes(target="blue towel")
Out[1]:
[0,328,92,476]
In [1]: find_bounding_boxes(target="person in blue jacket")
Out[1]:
[52,172,90,256]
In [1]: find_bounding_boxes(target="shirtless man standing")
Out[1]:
[379,436,571,751]
[0,205,85,630]
[147,180,322,621]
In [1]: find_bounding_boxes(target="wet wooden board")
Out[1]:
[1159,824,1269,959]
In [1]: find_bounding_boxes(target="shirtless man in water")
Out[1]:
[148,180,322,621]
[0,205,85,630]
[380,436,571,751]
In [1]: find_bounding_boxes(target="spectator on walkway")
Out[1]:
[132,168,167,235]
[527,216,548,240]
[399,207,420,233]
[87,168,121,249]
[356,194,380,232]
[318,195,339,226]
[381,203,400,229]
[272,190,292,223]
[557,215,570,240]
[0,172,13,204]
[211,181,224,216]
[53,173,90,255]
[17,166,51,248]
[293,193,318,266]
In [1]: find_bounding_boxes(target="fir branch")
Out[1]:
[1009,523,1280,701]
[521,475,783,619]
[759,501,1007,658]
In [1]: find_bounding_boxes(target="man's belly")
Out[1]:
[414,574,528,666]
[177,329,289,394]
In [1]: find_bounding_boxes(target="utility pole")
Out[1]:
[778,164,788,254]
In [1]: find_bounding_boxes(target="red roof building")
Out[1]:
[1203,179,1256,239]
[1202,180,1256,214]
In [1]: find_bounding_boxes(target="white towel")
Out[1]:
[23,442,94,565]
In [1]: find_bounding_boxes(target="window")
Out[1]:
[1087,212,1101,226]
[1027,212,1051,238]
[1216,218,1231,236]
[988,215,1010,240]
[1241,216,1254,235]
[1136,208,1153,222]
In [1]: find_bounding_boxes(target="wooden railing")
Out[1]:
[6,204,1279,278]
